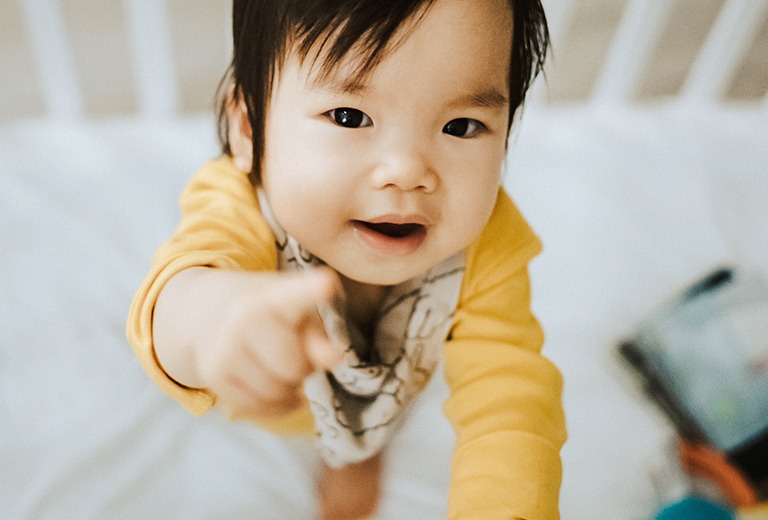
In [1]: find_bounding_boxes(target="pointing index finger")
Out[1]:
[271,268,338,326]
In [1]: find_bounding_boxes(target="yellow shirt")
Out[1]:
[126,156,566,519]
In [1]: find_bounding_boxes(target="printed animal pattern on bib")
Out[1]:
[258,190,464,467]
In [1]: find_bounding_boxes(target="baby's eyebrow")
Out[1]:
[450,88,509,109]
[307,73,370,96]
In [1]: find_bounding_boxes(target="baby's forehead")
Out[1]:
[287,21,418,92]
[293,23,511,92]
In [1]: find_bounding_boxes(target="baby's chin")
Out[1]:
[335,267,412,288]
[330,257,447,288]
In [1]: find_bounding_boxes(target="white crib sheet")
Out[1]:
[2,106,767,519]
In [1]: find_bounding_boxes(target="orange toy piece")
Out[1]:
[678,440,760,509]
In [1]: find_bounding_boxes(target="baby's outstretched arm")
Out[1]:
[152,266,342,420]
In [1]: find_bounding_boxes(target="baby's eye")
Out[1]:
[327,108,373,128]
[443,118,485,138]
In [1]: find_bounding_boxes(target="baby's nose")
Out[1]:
[371,140,438,193]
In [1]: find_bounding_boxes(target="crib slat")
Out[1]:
[591,0,673,106]
[527,0,577,105]
[544,0,577,51]
[681,0,768,104]
[18,0,82,118]
[122,0,178,117]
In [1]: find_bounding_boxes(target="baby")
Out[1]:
[127,0,566,518]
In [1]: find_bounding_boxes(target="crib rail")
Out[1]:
[17,0,82,118]
[540,0,768,107]
[3,0,230,120]
[1,0,767,121]
[578,0,768,106]
[121,0,178,118]
[680,0,768,104]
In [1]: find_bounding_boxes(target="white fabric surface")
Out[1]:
[2,105,767,519]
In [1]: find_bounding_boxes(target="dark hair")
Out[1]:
[216,0,549,186]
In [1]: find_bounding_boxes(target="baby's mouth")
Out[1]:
[355,221,425,239]
[352,219,428,256]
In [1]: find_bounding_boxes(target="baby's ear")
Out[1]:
[225,88,253,173]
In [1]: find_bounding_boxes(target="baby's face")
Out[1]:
[261,0,512,286]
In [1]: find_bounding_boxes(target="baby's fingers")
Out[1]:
[283,269,345,371]
[271,268,337,326]
[252,268,343,378]
[305,326,345,372]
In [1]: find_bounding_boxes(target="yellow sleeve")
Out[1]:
[444,189,567,520]
[125,156,278,415]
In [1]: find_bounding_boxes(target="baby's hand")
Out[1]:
[153,267,343,420]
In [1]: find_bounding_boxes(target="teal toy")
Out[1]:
[655,496,735,520]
